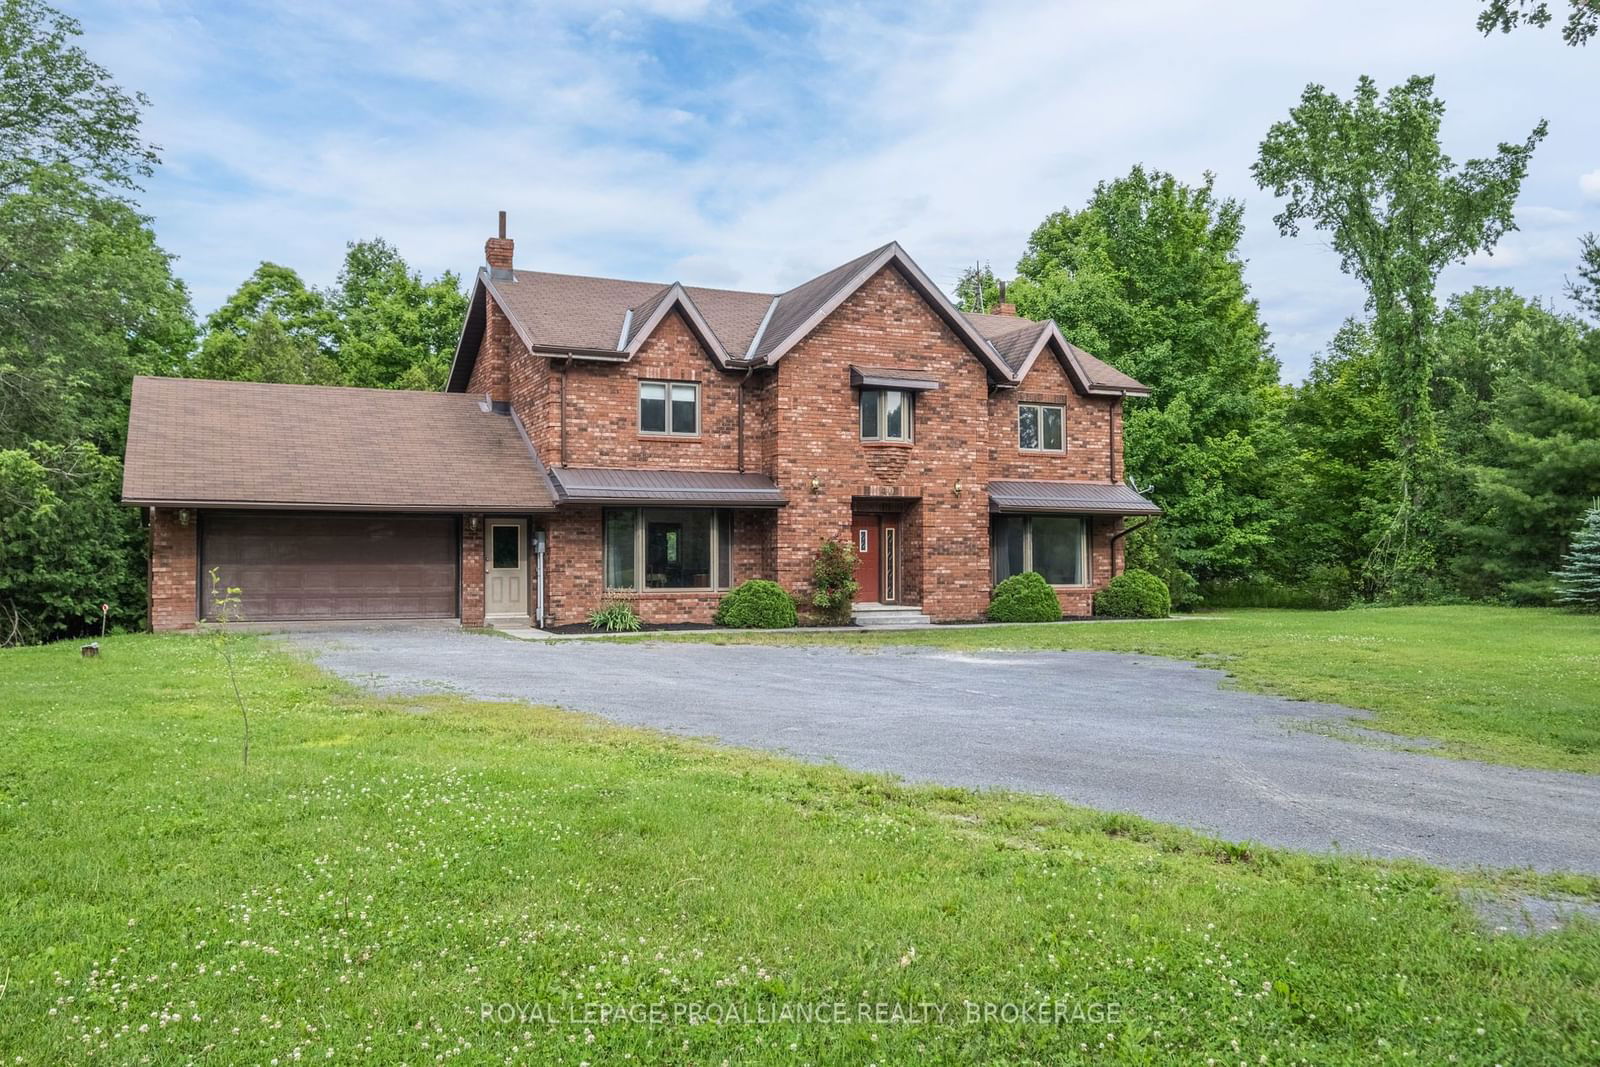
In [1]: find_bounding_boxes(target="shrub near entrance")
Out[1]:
[987,572,1063,622]
[715,580,798,629]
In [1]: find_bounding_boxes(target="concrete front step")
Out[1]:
[851,603,933,627]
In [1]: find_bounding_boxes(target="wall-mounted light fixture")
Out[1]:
[809,476,822,494]
[467,515,481,534]
[953,479,963,496]
[177,508,191,526]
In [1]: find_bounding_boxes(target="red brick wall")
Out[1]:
[148,507,197,631]
[538,310,749,471]
[989,349,1128,612]
[461,516,485,627]
[771,265,993,621]
[468,294,513,404]
[988,346,1120,482]
[460,265,1135,626]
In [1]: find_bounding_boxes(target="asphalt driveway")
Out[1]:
[281,628,1600,873]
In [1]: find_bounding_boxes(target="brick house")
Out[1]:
[123,219,1157,631]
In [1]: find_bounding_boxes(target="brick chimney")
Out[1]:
[486,210,514,280]
[991,279,1016,316]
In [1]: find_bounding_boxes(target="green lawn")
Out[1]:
[647,605,1600,774]
[2,634,1599,1063]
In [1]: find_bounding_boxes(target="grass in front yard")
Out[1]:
[648,605,1600,774]
[2,633,1598,1064]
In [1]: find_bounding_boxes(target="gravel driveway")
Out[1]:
[281,628,1600,873]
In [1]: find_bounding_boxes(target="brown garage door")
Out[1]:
[201,513,458,621]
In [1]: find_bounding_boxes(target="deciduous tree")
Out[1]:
[1478,0,1599,46]
[1253,75,1545,592]
[329,238,466,390]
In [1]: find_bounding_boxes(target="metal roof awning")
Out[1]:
[987,480,1161,516]
[549,467,788,508]
[850,366,941,392]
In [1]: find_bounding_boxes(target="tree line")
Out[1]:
[0,0,465,642]
[2,0,1596,641]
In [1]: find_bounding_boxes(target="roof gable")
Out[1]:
[444,242,1149,396]
[752,242,1015,381]
[621,283,737,366]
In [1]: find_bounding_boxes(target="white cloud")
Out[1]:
[66,0,1600,381]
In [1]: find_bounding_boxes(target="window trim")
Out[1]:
[992,514,1090,587]
[602,506,734,592]
[859,387,913,443]
[1017,402,1066,453]
[638,379,700,437]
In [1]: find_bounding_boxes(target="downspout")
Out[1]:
[736,367,753,473]
[533,528,546,628]
[1108,517,1151,545]
[1107,399,1117,484]
[1107,515,1151,580]
[559,356,572,467]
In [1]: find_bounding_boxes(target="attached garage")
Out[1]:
[122,377,557,630]
[201,513,458,622]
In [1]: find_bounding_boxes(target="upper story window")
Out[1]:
[639,381,698,436]
[860,388,913,442]
[1018,403,1065,452]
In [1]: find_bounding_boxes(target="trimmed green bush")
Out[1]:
[1093,568,1172,618]
[986,572,1063,623]
[714,580,798,629]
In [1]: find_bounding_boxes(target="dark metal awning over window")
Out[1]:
[549,467,788,508]
[987,480,1161,516]
[850,366,941,392]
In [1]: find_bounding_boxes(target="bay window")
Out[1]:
[603,508,734,590]
[860,388,912,442]
[992,515,1087,586]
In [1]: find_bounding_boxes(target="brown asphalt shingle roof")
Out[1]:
[962,312,1148,394]
[122,377,556,511]
[489,270,776,358]
[465,244,1148,395]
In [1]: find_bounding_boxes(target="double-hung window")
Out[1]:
[604,508,733,591]
[860,388,912,442]
[1018,403,1065,452]
[992,515,1087,586]
[639,381,699,436]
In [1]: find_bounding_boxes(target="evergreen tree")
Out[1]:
[1553,504,1600,611]
[1463,325,1600,602]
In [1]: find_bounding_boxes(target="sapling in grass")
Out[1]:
[207,567,251,771]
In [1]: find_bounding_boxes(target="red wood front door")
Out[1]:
[852,513,899,604]
[854,514,880,603]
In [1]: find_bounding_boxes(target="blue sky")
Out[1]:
[67,0,1600,380]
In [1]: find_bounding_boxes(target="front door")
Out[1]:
[852,513,899,604]
[486,520,528,619]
